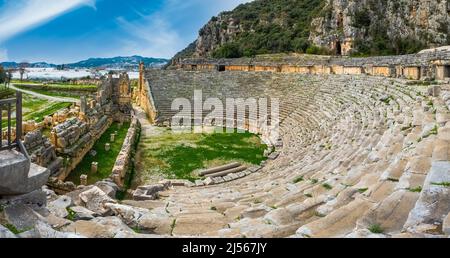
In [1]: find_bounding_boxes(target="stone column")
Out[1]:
[105,143,111,151]
[110,133,115,142]
[80,96,87,114]
[80,174,88,186]
[91,162,98,173]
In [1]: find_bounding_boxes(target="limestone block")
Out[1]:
[61,217,132,238]
[79,186,116,215]
[203,177,215,186]
[91,162,98,173]
[443,213,450,235]
[47,195,73,218]
[70,206,95,221]
[427,86,441,97]
[80,175,88,186]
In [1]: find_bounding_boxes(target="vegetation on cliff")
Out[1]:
[172,0,449,60]
[211,0,327,58]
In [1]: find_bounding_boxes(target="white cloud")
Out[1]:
[0,0,96,43]
[116,15,182,58]
[116,0,252,58]
[0,48,8,62]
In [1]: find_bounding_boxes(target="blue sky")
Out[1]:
[0,0,251,63]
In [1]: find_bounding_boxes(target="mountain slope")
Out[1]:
[172,0,450,59]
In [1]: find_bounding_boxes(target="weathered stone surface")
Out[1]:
[61,216,133,238]
[94,180,119,199]
[78,186,116,215]
[133,184,168,200]
[203,177,214,186]
[241,205,272,219]
[345,229,388,238]
[172,211,228,236]
[47,195,73,218]
[69,206,95,221]
[104,203,149,227]
[137,208,174,235]
[357,190,419,233]
[404,161,450,234]
[0,190,47,211]
[0,225,16,238]
[443,213,450,235]
[18,221,83,238]
[3,204,40,232]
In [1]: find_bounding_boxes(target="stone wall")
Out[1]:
[23,130,63,176]
[142,69,301,145]
[137,64,158,123]
[176,50,450,81]
[110,117,141,187]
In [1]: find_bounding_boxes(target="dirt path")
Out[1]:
[132,105,166,186]
[133,104,164,138]
[10,84,80,103]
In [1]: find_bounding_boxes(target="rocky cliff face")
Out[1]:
[310,0,450,55]
[173,0,450,60]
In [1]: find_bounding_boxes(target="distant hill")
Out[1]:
[65,56,168,69]
[1,56,168,69]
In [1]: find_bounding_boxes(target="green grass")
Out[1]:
[322,183,333,190]
[135,127,267,183]
[304,193,313,198]
[368,224,384,234]
[2,223,32,234]
[310,179,318,184]
[431,182,450,187]
[0,86,15,99]
[66,207,76,221]
[2,101,71,127]
[293,176,304,184]
[23,102,72,123]
[407,186,422,193]
[358,188,368,193]
[66,122,131,185]
[2,93,63,127]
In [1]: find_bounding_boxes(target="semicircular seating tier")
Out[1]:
[132,70,450,238]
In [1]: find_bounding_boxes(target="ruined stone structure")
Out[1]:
[175,50,450,81]
[136,63,158,123]
[129,52,450,238]
[110,118,140,187]
[48,73,132,180]
[2,52,450,238]
[23,130,63,176]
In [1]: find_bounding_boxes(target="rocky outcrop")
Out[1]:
[310,0,450,55]
[171,0,450,60]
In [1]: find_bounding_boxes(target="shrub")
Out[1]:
[368,224,384,234]
[212,43,243,58]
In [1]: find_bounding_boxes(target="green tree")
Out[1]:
[0,65,7,85]
[212,43,243,58]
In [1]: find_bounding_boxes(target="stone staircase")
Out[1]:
[127,71,450,237]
